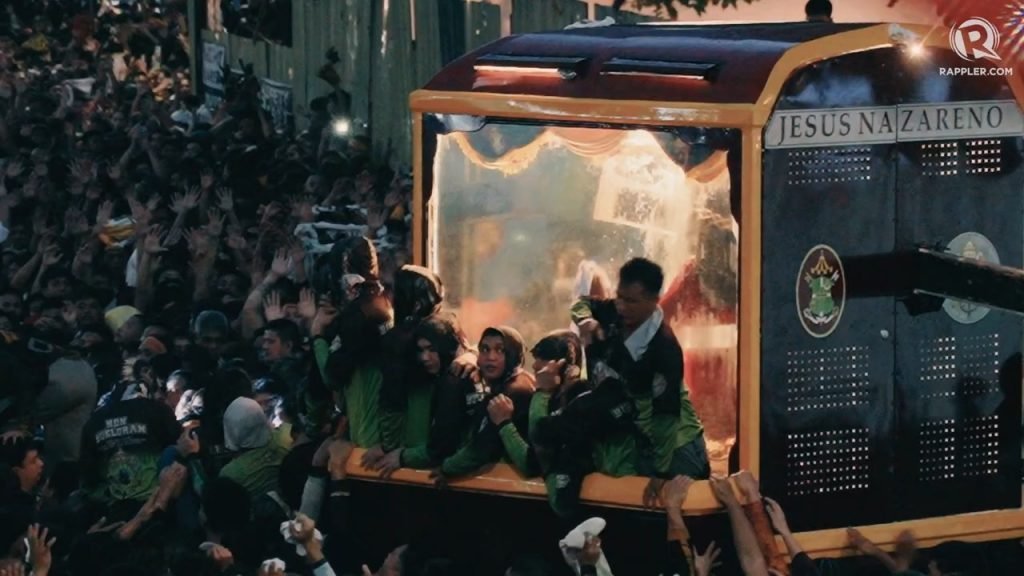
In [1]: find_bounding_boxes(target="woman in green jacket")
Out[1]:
[490,330,637,519]
[369,314,466,476]
[431,326,536,480]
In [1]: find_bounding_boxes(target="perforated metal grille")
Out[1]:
[919,415,1001,481]
[785,346,871,412]
[964,139,1003,175]
[920,142,959,177]
[786,428,871,495]
[787,147,873,185]
[919,334,1001,400]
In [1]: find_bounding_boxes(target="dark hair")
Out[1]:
[530,330,582,369]
[618,257,664,297]
[805,0,833,17]
[0,436,40,472]
[263,319,302,351]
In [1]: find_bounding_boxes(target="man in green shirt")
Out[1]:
[571,258,710,505]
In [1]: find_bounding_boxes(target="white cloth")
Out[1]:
[125,248,139,288]
[559,517,614,576]
[279,520,324,558]
[623,306,664,361]
[260,559,286,572]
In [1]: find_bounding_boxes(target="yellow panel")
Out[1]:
[410,90,756,127]
[796,503,1024,558]
[345,448,724,514]
[737,126,762,475]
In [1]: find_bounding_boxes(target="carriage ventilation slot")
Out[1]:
[474,54,590,79]
[786,428,871,496]
[600,58,719,80]
[964,139,1003,175]
[919,334,1001,400]
[919,415,1001,482]
[785,346,871,413]
[786,147,873,186]
[920,142,958,177]
[918,140,1004,176]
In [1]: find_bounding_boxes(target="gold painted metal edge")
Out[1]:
[410,90,756,128]
[737,126,763,476]
[796,505,1024,558]
[346,448,724,515]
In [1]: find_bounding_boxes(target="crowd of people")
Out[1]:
[0,1,1022,575]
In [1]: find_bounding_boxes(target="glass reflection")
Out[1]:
[429,122,739,473]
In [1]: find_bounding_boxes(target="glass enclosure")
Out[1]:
[426,118,740,472]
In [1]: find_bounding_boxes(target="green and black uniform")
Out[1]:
[394,316,466,469]
[378,266,473,454]
[499,330,637,518]
[571,298,709,480]
[439,326,536,477]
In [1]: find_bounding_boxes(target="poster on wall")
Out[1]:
[201,42,226,108]
[260,78,293,134]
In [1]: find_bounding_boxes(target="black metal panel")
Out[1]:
[893,135,1023,520]
[761,47,1023,531]
[761,142,897,531]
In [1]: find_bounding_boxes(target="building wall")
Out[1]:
[192,0,941,167]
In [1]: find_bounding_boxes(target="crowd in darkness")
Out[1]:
[0,1,1023,576]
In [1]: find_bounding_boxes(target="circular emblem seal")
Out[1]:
[796,244,846,338]
[943,232,1000,325]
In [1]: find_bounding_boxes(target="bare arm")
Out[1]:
[710,477,769,576]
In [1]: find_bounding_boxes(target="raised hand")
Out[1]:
[268,248,293,280]
[184,227,212,260]
[41,246,63,268]
[216,187,234,211]
[143,225,168,255]
[663,475,694,511]
[708,476,738,508]
[298,288,317,321]
[263,291,284,322]
[693,541,722,576]
[365,203,387,232]
[75,241,96,265]
[643,477,666,510]
[27,524,56,576]
[171,187,201,214]
[94,200,114,233]
[763,497,790,535]
[206,208,225,238]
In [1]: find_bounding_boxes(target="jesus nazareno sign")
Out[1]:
[764,100,1024,148]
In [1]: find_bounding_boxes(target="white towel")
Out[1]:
[279,520,323,557]
[559,517,614,576]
